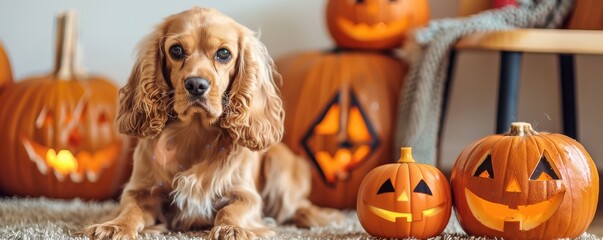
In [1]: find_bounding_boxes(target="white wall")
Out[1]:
[1,0,602,170]
[0,0,331,81]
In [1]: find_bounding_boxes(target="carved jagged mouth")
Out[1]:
[465,188,565,231]
[315,146,370,183]
[21,137,121,183]
[365,201,447,222]
[336,17,409,41]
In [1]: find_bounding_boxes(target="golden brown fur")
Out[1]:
[83,8,341,240]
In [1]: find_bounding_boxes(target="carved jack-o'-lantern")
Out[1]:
[0,11,131,199]
[326,0,430,50]
[451,122,599,239]
[278,51,406,208]
[302,91,380,184]
[357,147,452,238]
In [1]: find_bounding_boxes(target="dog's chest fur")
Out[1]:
[150,119,244,230]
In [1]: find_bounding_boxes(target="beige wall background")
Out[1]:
[0,0,601,170]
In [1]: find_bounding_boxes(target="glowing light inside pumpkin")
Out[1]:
[45,149,78,175]
[315,104,340,135]
[465,188,565,231]
[348,106,371,141]
[336,17,409,41]
[505,175,522,192]
[365,202,445,223]
[302,91,380,185]
[313,105,372,183]
[397,189,409,202]
[22,137,121,183]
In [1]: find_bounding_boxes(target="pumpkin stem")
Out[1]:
[505,122,538,136]
[397,147,416,163]
[54,10,84,80]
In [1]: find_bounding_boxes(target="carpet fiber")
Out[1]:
[0,197,599,239]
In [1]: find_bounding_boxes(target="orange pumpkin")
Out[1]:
[451,122,599,239]
[326,0,430,50]
[0,11,131,200]
[0,42,12,90]
[277,50,406,208]
[357,147,451,238]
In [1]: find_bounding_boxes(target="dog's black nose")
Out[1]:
[184,77,210,96]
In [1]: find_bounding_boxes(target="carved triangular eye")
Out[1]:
[413,179,432,196]
[530,154,560,181]
[377,179,395,194]
[473,154,494,178]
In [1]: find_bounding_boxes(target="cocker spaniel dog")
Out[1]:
[83,7,340,239]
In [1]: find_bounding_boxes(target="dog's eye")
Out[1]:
[169,44,185,60]
[215,48,231,62]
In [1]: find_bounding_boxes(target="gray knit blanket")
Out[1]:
[394,0,575,165]
[1,197,600,239]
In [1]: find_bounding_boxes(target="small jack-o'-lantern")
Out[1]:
[278,51,406,208]
[451,122,599,239]
[326,0,430,50]
[357,147,451,238]
[0,11,131,200]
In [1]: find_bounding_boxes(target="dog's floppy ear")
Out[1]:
[221,30,284,151]
[116,22,171,138]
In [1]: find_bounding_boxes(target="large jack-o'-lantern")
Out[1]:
[357,147,451,238]
[326,0,430,50]
[278,51,405,208]
[451,122,599,239]
[0,11,131,200]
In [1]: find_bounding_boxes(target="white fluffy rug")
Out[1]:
[0,197,599,239]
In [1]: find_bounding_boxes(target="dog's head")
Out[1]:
[117,8,284,151]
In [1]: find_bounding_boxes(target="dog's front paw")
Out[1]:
[82,221,138,240]
[209,224,256,240]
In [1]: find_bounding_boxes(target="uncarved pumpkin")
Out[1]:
[277,50,406,208]
[357,147,451,238]
[451,122,599,239]
[0,42,12,90]
[0,11,131,200]
[326,0,430,50]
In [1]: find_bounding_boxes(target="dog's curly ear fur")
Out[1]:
[221,31,285,151]
[116,23,171,138]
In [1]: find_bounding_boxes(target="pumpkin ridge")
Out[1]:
[503,134,521,200]
[526,133,556,238]
[541,133,588,236]
[546,134,578,237]
[524,130,542,187]
[492,135,512,190]
[17,81,51,190]
[392,163,402,237]
[4,85,23,191]
[378,163,397,236]
[414,163,430,236]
